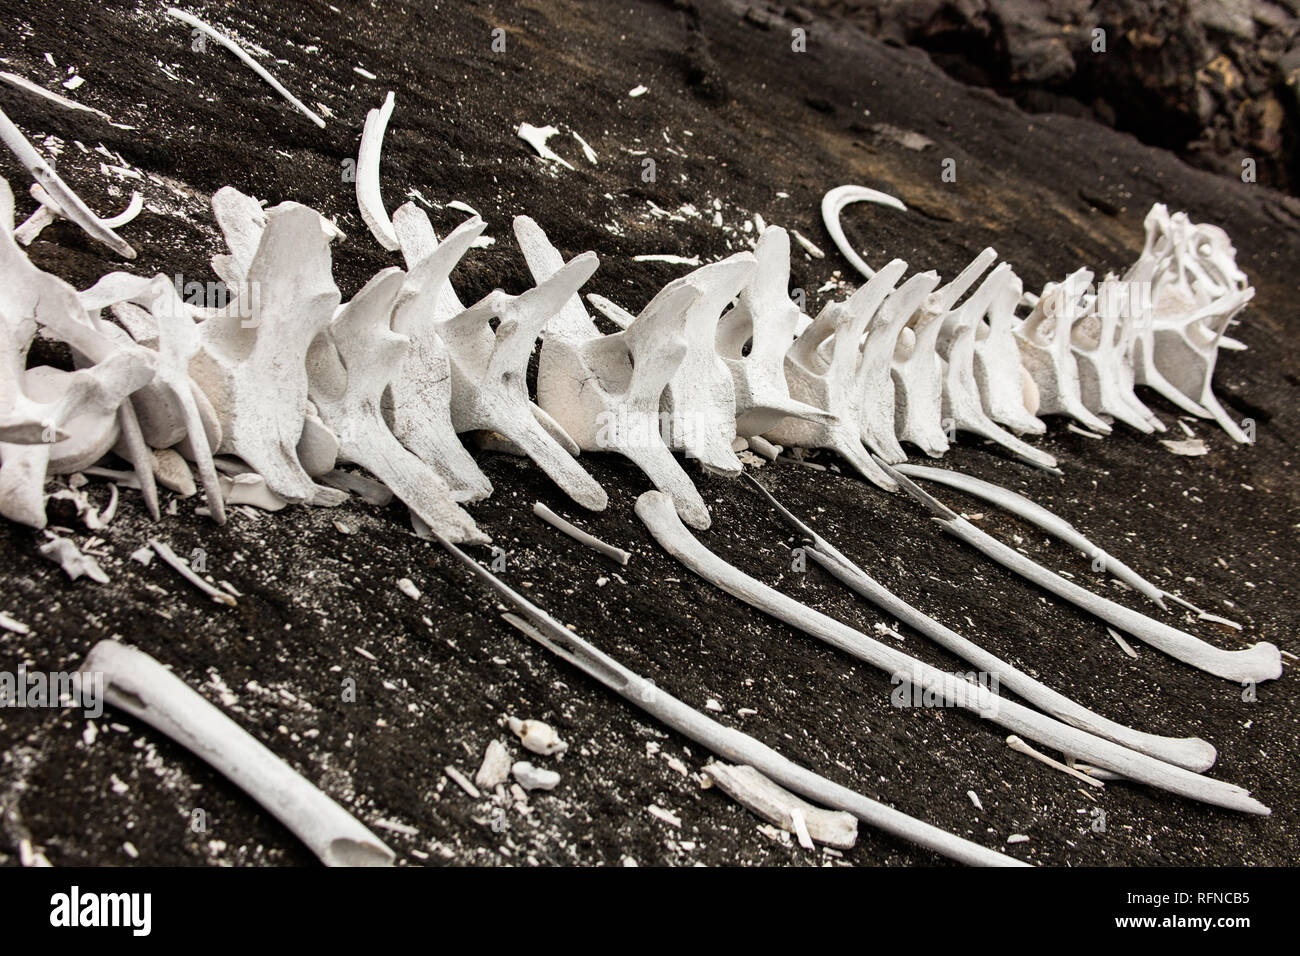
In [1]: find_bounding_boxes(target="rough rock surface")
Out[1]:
[810,0,1300,192]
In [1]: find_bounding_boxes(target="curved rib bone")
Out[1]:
[418,522,1022,865]
[880,459,1282,683]
[635,489,1267,813]
[821,185,906,280]
[356,91,400,251]
[741,473,1213,771]
[165,9,326,129]
[81,640,393,866]
[894,463,1167,608]
[15,183,143,246]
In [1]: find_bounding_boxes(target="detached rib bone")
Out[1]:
[742,473,1216,772]
[636,489,1267,813]
[81,641,393,866]
[880,459,1282,683]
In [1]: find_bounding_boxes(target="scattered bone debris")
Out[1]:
[511,761,560,791]
[507,717,567,756]
[704,762,858,849]
[474,740,512,790]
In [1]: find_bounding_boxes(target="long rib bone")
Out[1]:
[307,267,487,544]
[894,462,1167,607]
[635,489,1267,813]
[0,106,135,258]
[356,91,400,251]
[81,640,393,866]
[741,473,1214,771]
[165,9,326,128]
[414,518,1021,865]
[820,185,906,279]
[879,459,1282,683]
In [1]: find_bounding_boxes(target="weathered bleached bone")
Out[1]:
[440,250,607,510]
[1071,277,1164,433]
[190,202,340,504]
[149,538,236,606]
[657,254,755,474]
[765,260,907,491]
[939,265,1059,471]
[1015,269,1112,434]
[420,544,1021,865]
[880,460,1282,684]
[635,489,1267,813]
[39,535,109,583]
[15,183,142,247]
[891,249,999,457]
[533,501,630,564]
[356,91,399,251]
[895,463,1167,608]
[0,70,113,123]
[854,269,940,462]
[512,761,560,791]
[386,206,493,502]
[507,716,567,756]
[516,123,574,170]
[307,266,487,544]
[821,185,906,279]
[1006,735,1103,788]
[715,227,838,437]
[516,215,712,527]
[741,474,1214,772]
[165,9,326,128]
[475,739,512,790]
[81,641,393,866]
[704,761,859,849]
[0,106,135,258]
[969,265,1047,436]
[80,272,227,522]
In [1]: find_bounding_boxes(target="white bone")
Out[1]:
[512,761,560,791]
[940,265,1058,471]
[81,641,394,866]
[882,461,1282,684]
[635,489,1268,813]
[0,71,113,123]
[658,254,755,474]
[474,739,512,790]
[821,185,906,279]
[307,267,487,544]
[894,463,1168,608]
[517,123,574,170]
[507,716,567,755]
[0,107,135,258]
[165,9,326,128]
[38,535,109,583]
[704,761,858,849]
[190,202,340,504]
[356,91,399,251]
[1071,276,1163,433]
[744,473,1215,772]
[518,215,712,526]
[1005,735,1103,788]
[970,265,1047,435]
[766,261,907,490]
[440,250,606,510]
[891,249,999,457]
[855,269,940,462]
[16,183,142,246]
[716,227,837,437]
[1015,269,1112,434]
[533,501,630,564]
